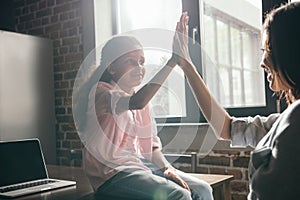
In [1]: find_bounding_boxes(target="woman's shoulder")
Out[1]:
[283,99,300,119]
[277,99,300,129]
[271,100,300,151]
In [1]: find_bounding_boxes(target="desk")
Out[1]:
[189,173,233,200]
[9,165,233,200]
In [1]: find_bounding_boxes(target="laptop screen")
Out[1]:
[0,139,48,187]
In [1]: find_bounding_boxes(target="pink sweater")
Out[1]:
[82,81,162,190]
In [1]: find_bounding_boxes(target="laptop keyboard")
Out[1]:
[0,180,58,193]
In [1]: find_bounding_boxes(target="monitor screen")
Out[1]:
[0,139,47,187]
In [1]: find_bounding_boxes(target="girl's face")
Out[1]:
[109,49,145,94]
[260,31,289,92]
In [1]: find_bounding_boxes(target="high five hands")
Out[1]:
[171,12,192,67]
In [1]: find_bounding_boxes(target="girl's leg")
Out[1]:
[94,168,192,200]
[143,159,213,200]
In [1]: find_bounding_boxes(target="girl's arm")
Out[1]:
[128,59,176,110]
[151,147,191,192]
[114,56,176,114]
[115,14,184,113]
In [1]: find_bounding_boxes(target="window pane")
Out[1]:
[117,0,181,32]
[203,15,215,61]
[244,70,265,106]
[141,50,186,118]
[219,67,231,106]
[231,27,242,68]
[216,20,230,65]
[201,0,265,108]
[232,69,243,106]
[115,0,185,118]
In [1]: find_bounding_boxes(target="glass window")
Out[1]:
[114,0,185,118]
[200,0,265,108]
[116,0,181,33]
[94,0,274,122]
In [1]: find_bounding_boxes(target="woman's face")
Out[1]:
[260,31,289,92]
[109,49,145,93]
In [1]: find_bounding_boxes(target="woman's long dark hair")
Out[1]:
[263,2,300,104]
[73,35,142,132]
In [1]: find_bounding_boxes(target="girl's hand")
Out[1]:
[164,165,191,192]
[170,12,192,68]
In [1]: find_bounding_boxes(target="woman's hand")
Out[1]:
[170,12,192,67]
[164,165,191,192]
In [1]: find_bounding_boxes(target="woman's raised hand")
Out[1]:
[171,12,192,67]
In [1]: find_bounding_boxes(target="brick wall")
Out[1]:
[12,1,251,199]
[172,149,250,200]
[14,0,83,166]
[199,150,250,200]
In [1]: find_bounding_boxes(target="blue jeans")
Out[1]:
[95,160,213,200]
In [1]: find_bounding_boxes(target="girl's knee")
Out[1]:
[192,182,213,200]
[169,187,192,200]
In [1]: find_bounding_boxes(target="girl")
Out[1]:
[175,3,300,200]
[75,14,213,200]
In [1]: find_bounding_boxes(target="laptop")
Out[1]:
[0,139,76,198]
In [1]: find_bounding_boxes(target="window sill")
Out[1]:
[157,123,253,152]
[157,122,209,127]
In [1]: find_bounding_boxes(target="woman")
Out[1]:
[175,3,300,200]
[73,14,213,200]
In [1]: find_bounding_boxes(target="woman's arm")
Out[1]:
[174,13,232,139]
[182,62,232,139]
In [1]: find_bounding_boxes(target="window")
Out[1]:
[114,0,187,119]
[89,0,282,122]
[200,0,265,108]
